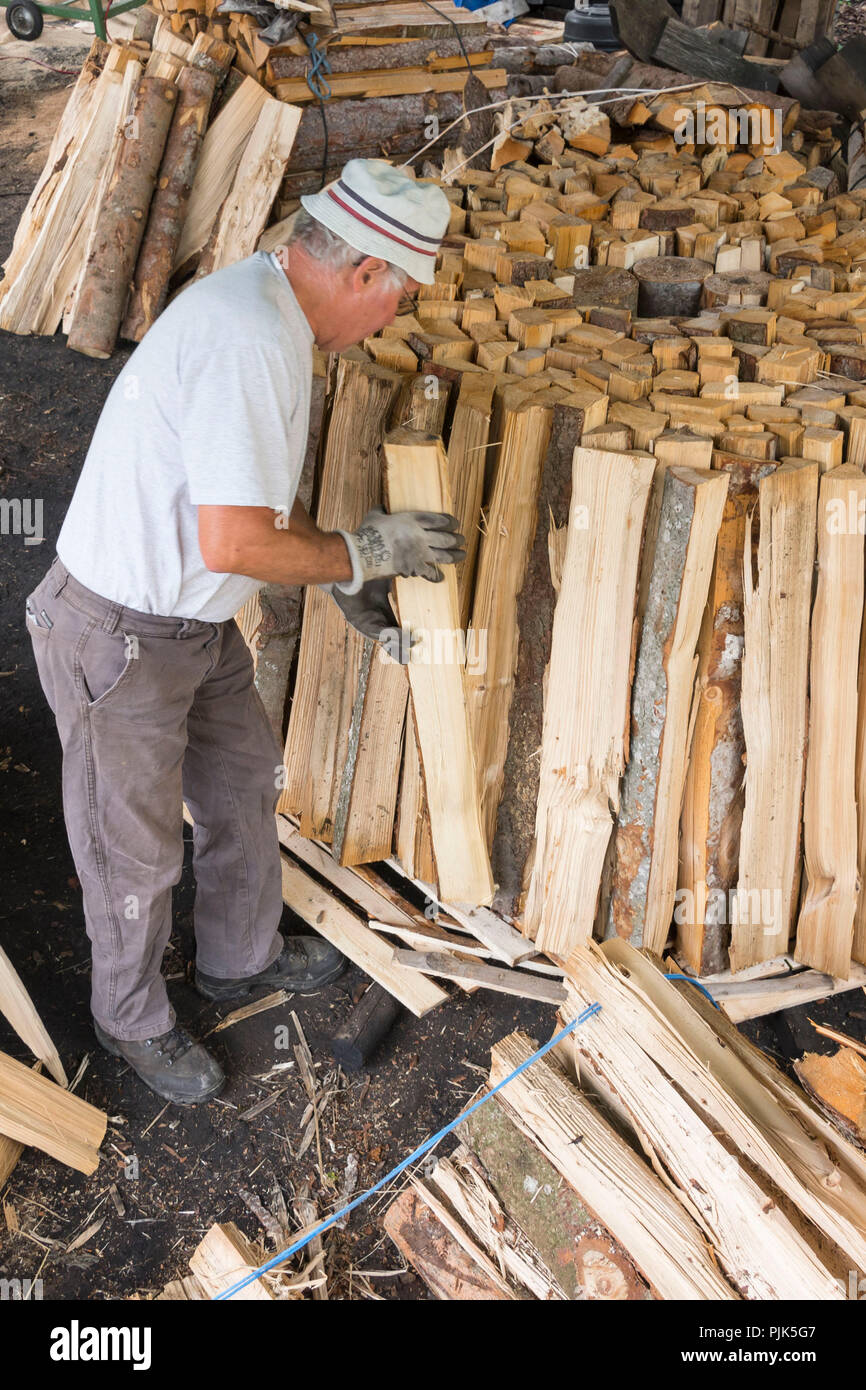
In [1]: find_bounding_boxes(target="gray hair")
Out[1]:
[288,209,407,291]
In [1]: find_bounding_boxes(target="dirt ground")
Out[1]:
[0,23,864,1305]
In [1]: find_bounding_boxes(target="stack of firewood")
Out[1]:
[0,31,301,355]
[383,941,866,1300]
[253,68,866,1003]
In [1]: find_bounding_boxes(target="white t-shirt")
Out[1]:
[57,252,314,621]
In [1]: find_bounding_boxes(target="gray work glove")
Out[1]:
[335,507,466,595]
[324,577,414,664]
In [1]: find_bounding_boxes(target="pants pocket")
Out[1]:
[77,626,140,707]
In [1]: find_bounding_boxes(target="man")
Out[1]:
[26,160,462,1105]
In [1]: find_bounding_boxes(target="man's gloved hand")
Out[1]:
[325,578,414,664]
[336,507,465,595]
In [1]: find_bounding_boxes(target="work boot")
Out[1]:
[94,1021,225,1105]
[195,935,345,1002]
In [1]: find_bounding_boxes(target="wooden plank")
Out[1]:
[0,1051,106,1176]
[522,447,655,959]
[278,852,447,1015]
[731,462,818,970]
[795,464,866,979]
[383,859,535,965]
[384,430,494,907]
[392,949,568,1005]
[489,1033,736,1300]
[607,466,729,955]
[272,67,508,103]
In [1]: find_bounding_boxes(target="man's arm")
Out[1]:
[198,501,353,586]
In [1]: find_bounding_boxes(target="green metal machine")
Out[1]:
[2,0,147,43]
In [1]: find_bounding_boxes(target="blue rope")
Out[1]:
[213,1002,602,1299]
[664,972,721,1009]
[303,31,331,100]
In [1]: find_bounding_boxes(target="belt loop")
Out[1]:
[102,603,122,634]
[50,559,69,598]
[176,620,191,639]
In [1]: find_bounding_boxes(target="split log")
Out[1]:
[195,97,302,279]
[732,462,818,970]
[524,447,656,958]
[465,395,554,848]
[489,1032,736,1300]
[446,372,495,627]
[795,464,866,980]
[384,1188,511,1300]
[67,74,178,358]
[458,1093,650,1300]
[563,944,846,1299]
[607,466,729,954]
[0,944,66,1087]
[677,456,776,976]
[279,355,403,840]
[121,63,216,342]
[794,1049,866,1150]
[189,1223,272,1300]
[491,394,603,923]
[385,430,494,907]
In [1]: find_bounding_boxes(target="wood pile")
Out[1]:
[681,0,836,60]
[0,30,301,355]
[240,67,866,1013]
[383,941,866,1299]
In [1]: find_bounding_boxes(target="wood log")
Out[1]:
[67,74,178,358]
[446,372,495,628]
[731,461,818,970]
[385,430,494,907]
[458,1093,650,1300]
[569,266,640,313]
[189,1222,272,1300]
[677,456,776,976]
[489,1033,736,1300]
[795,464,866,980]
[524,447,656,958]
[607,466,729,954]
[329,982,402,1071]
[121,63,216,341]
[633,256,710,318]
[466,396,554,849]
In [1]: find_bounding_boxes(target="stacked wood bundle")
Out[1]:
[681,0,836,60]
[384,942,866,1299]
[0,29,301,354]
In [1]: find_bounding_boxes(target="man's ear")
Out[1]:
[354,256,391,290]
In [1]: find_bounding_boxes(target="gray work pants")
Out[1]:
[26,558,284,1041]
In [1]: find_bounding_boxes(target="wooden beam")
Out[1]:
[392,949,567,1005]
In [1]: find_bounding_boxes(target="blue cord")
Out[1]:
[664,972,721,1009]
[213,1002,602,1299]
[303,31,331,101]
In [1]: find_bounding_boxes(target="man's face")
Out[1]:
[317,258,419,352]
